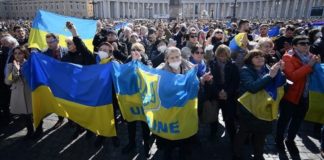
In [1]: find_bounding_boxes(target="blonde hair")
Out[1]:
[257,37,274,49]
[131,42,145,52]
[215,44,231,59]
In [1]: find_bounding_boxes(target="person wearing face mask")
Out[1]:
[156,47,194,160]
[206,44,239,143]
[5,46,34,139]
[92,42,121,148]
[276,36,321,158]
[95,42,115,64]
[150,39,168,68]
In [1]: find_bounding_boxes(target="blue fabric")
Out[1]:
[22,52,113,106]
[189,57,207,78]
[268,26,280,37]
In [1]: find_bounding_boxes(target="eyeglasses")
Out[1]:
[131,49,142,52]
[297,42,310,46]
[190,35,198,38]
[194,51,204,54]
[215,31,223,34]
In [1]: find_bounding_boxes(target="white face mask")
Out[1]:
[158,45,167,53]
[97,51,108,60]
[169,61,181,70]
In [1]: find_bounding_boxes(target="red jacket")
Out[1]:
[282,50,313,105]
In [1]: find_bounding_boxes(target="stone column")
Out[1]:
[162,3,165,15]
[252,1,257,18]
[277,0,283,18]
[143,3,145,18]
[246,2,250,18]
[270,0,276,18]
[259,0,263,18]
[291,0,298,18]
[284,0,290,18]
[239,2,244,18]
[306,0,314,18]
[299,0,306,18]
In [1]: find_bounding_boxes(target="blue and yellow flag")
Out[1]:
[238,74,285,121]
[229,33,248,53]
[28,10,96,52]
[23,53,116,137]
[305,63,324,124]
[113,61,199,140]
[112,61,146,122]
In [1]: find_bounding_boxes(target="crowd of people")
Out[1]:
[0,17,324,160]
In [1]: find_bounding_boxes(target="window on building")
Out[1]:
[71,5,73,9]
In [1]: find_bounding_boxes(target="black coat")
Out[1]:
[206,59,240,101]
[0,47,11,107]
[112,41,128,63]
[61,36,96,65]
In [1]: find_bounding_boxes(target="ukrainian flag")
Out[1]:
[22,53,116,137]
[305,63,324,124]
[112,61,146,122]
[229,33,248,53]
[238,73,285,121]
[113,61,199,140]
[28,10,96,52]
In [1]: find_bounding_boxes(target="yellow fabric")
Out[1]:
[115,93,146,122]
[238,87,284,121]
[305,91,324,124]
[32,86,116,137]
[28,29,94,52]
[137,69,198,140]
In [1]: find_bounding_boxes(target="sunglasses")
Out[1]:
[215,31,223,34]
[297,42,310,46]
[194,51,204,54]
[47,39,57,44]
[131,49,142,52]
[190,35,198,38]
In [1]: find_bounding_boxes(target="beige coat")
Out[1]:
[5,63,32,114]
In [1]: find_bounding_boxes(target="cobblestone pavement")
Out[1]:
[0,113,322,160]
